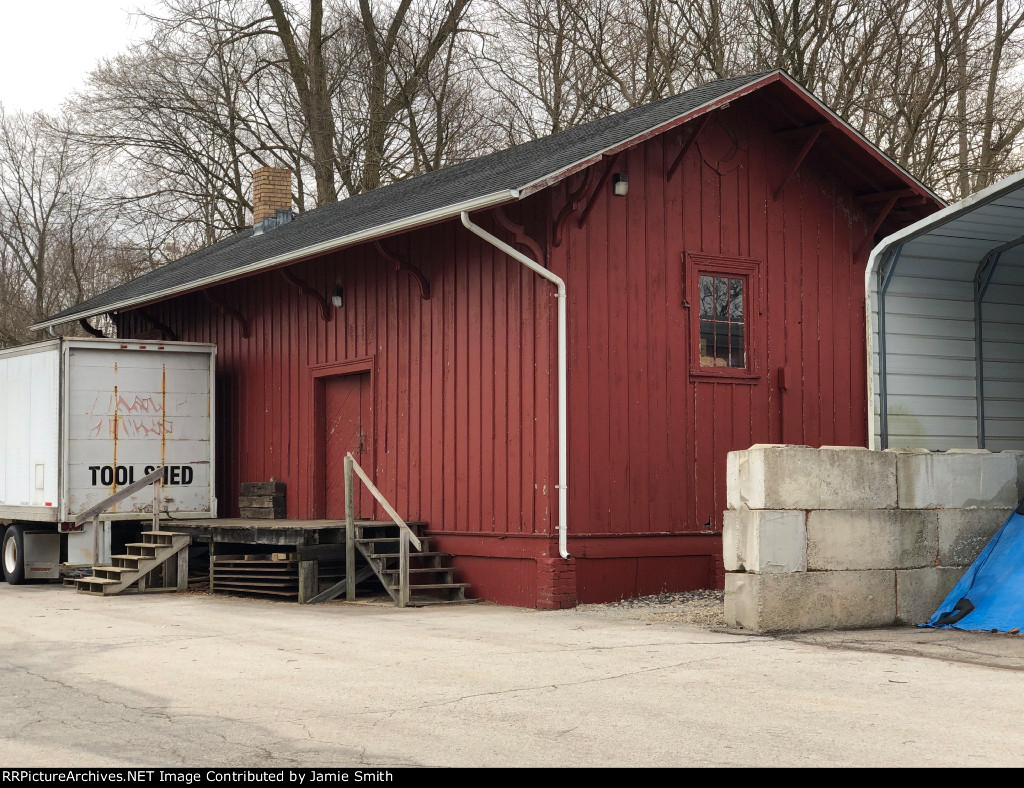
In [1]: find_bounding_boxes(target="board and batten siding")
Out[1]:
[119,202,558,541]
[118,100,897,604]
[552,104,874,551]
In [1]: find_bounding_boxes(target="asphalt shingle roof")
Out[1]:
[36,70,931,329]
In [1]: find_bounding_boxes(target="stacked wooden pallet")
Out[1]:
[210,552,346,599]
[211,553,299,598]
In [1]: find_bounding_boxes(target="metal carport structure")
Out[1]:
[868,171,1024,450]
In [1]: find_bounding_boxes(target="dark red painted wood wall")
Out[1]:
[122,205,556,533]
[119,99,878,606]
[550,105,872,599]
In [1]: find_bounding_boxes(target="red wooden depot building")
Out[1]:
[38,71,942,607]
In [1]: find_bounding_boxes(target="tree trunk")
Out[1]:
[266,0,339,206]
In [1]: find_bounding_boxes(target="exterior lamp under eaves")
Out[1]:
[331,287,344,308]
[613,173,629,196]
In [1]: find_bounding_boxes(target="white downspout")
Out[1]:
[460,211,570,560]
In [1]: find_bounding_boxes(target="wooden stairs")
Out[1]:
[70,531,190,596]
[354,522,480,606]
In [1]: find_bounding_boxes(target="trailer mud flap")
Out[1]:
[23,532,60,579]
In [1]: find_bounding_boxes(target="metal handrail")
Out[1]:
[344,452,421,607]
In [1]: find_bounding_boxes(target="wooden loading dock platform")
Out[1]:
[170,519,386,603]
[166,518,473,605]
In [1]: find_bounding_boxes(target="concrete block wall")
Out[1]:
[723,445,1023,633]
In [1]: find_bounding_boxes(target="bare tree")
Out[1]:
[261,0,343,204]
[568,0,703,108]
[944,0,1024,194]
[73,3,306,245]
[0,109,78,330]
[669,0,749,81]
[9,0,1024,335]
[479,0,611,143]
[398,23,501,175]
[0,108,150,345]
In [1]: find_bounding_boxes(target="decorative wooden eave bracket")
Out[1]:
[853,194,899,260]
[202,289,249,338]
[137,308,179,341]
[79,317,105,338]
[855,188,920,207]
[773,123,827,200]
[551,167,594,248]
[666,112,715,181]
[375,241,430,299]
[492,206,546,266]
[280,269,333,320]
[576,152,622,230]
[856,189,929,216]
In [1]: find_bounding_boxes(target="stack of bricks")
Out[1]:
[252,167,292,224]
[723,445,1024,633]
[239,480,287,519]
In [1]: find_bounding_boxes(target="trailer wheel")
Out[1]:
[3,524,25,585]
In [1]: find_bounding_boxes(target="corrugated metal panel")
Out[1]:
[870,249,978,449]
[868,170,1024,450]
[983,255,1024,449]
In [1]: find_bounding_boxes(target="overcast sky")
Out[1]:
[0,0,160,114]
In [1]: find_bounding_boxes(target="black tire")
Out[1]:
[3,524,25,585]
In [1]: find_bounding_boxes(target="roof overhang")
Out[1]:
[35,69,941,333]
[31,190,519,332]
[517,70,941,206]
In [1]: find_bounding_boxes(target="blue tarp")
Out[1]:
[928,505,1024,632]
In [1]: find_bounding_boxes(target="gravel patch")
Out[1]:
[576,589,726,628]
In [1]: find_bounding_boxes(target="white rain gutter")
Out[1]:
[460,211,570,560]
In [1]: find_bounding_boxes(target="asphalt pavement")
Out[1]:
[1,583,1022,767]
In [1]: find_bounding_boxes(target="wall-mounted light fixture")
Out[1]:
[613,173,629,196]
[331,287,344,308]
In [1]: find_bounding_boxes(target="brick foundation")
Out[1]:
[535,556,578,609]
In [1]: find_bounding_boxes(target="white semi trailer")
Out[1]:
[0,338,217,584]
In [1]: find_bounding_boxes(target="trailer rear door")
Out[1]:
[63,343,215,519]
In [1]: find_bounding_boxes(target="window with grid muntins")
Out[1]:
[698,275,745,368]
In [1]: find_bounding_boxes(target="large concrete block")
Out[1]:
[724,570,896,632]
[806,510,938,570]
[1006,450,1024,501]
[727,445,897,511]
[937,508,1012,566]
[896,567,966,625]
[896,450,1019,509]
[722,508,806,573]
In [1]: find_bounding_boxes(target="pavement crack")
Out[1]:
[416,658,715,708]
[5,661,175,724]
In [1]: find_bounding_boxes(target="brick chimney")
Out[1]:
[252,167,293,224]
